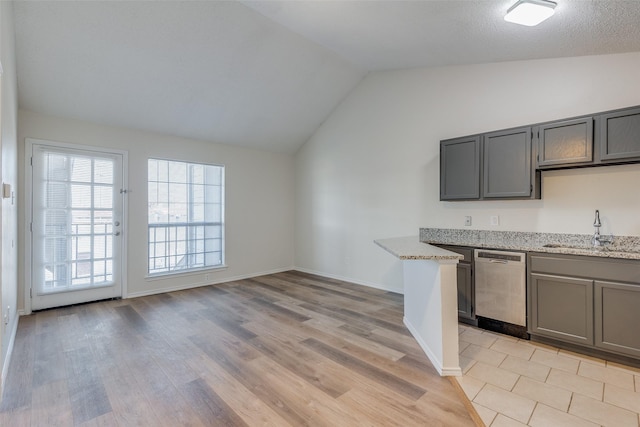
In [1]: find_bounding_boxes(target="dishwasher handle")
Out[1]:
[475,250,525,263]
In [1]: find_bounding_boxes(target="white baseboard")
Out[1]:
[404,316,462,377]
[126,266,295,299]
[0,315,19,402]
[293,267,403,294]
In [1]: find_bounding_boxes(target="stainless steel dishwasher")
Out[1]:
[474,249,527,328]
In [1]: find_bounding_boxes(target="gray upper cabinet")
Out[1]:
[439,104,640,202]
[537,117,594,168]
[599,106,640,162]
[483,127,536,199]
[440,136,481,200]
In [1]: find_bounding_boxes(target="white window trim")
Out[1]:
[146,157,226,277]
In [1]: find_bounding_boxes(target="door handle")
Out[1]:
[114,231,121,236]
[114,221,120,226]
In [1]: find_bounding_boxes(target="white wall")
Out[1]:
[1,0,19,394]
[295,52,640,293]
[18,110,295,311]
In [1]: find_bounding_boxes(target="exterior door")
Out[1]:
[30,142,124,310]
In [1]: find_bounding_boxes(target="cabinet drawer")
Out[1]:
[437,245,473,262]
[529,253,640,284]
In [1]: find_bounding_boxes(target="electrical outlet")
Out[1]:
[490,215,500,226]
[464,216,472,226]
[204,273,211,283]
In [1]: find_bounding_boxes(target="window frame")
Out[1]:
[146,157,225,277]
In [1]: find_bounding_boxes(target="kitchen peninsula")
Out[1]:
[375,236,464,376]
[376,229,640,376]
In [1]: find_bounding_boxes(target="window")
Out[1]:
[148,159,224,275]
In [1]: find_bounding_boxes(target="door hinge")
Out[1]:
[30,288,32,298]
[530,184,533,194]
[30,222,32,232]
[30,157,33,166]
[120,189,128,194]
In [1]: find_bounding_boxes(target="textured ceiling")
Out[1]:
[13,1,640,153]
[242,0,640,70]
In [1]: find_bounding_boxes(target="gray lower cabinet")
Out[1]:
[529,273,594,345]
[536,117,594,168]
[483,127,538,199]
[435,244,475,322]
[440,136,481,200]
[457,262,473,320]
[595,280,640,358]
[529,252,640,361]
[599,106,640,162]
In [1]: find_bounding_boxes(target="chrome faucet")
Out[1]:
[591,209,613,248]
[592,210,602,247]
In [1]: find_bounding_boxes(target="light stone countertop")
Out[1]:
[374,236,464,261]
[420,228,640,261]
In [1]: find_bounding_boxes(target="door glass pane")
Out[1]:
[34,149,117,294]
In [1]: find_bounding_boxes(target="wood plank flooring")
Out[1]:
[0,271,477,426]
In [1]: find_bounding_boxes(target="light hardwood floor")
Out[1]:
[0,271,478,426]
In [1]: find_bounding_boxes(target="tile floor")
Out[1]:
[456,324,640,427]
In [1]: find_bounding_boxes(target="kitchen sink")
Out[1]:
[542,243,596,250]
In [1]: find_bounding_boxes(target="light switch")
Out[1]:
[490,215,500,226]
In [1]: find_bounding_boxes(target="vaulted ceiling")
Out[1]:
[13,1,640,153]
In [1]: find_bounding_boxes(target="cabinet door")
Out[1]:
[529,273,594,345]
[483,127,533,198]
[595,281,640,358]
[537,117,593,168]
[599,107,640,162]
[440,136,481,200]
[457,262,474,320]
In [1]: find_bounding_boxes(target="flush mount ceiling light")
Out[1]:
[504,0,557,26]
